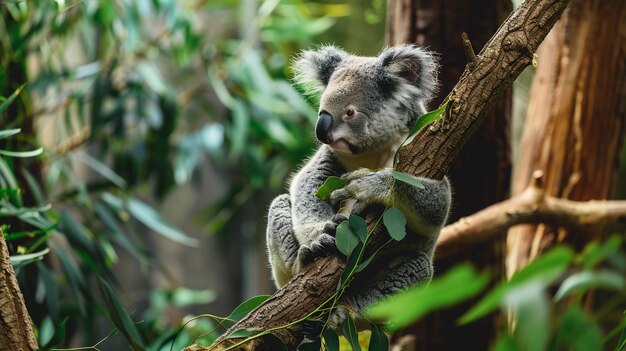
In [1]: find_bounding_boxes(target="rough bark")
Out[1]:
[437,171,626,258]
[387,1,512,349]
[184,0,572,349]
[506,0,626,277]
[0,228,38,351]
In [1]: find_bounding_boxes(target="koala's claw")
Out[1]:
[296,233,337,270]
[322,214,348,235]
[329,189,353,206]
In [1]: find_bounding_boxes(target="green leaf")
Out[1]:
[349,214,368,242]
[103,193,198,247]
[9,248,50,267]
[392,171,424,189]
[493,334,519,351]
[579,235,622,269]
[0,84,25,114]
[355,253,376,273]
[368,324,388,351]
[554,306,602,351]
[228,295,271,321]
[314,176,346,200]
[99,279,146,350]
[460,246,574,324]
[383,207,406,241]
[367,264,489,331]
[77,153,127,188]
[335,221,359,256]
[227,328,257,339]
[323,328,339,351]
[340,243,364,287]
[555,270,625,300]
[341,316,361,351]
[0,128,21,139]
[0,147,44,158]
[407,101,448,138]
[506,282,550,351]
[170,287,216,307]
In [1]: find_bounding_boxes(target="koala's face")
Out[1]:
[294,45,438,156]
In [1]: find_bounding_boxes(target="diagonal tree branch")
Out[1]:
[184,0,572,349]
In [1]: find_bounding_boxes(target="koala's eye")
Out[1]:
[346,108,355,117]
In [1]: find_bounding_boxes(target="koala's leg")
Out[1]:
[339,251,434,320]
[266,194,299,288]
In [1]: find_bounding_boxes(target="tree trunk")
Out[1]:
[506,0,626,277]
[0,227,38,351]
[387,1,512,349]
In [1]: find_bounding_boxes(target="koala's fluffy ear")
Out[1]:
[378,44,439,105]
[293,45,348,92]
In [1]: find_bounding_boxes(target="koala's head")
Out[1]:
[294,44,439,155]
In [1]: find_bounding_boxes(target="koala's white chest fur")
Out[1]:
[333,132,407,172]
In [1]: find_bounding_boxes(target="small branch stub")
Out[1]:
[462,32,478,68]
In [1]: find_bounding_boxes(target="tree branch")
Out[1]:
[184,0,572,349]
[0,228,38,351]
[436,171,626,259]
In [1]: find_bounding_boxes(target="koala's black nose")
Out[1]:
[315,111,333,144]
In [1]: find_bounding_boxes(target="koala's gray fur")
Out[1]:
[266,44,452,323]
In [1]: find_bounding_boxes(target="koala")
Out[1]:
[266,44,452,323]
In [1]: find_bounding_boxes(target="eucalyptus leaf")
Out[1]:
[10,248,50,266]
[383,207,406,241]
[367,264,489,331]
[314,176,346,200]
[0,128,21,139]
[125,196,198,247]
[340,243,364,287]
[349,214,368,242]
[323,327,339,351]
[554,306,602,351]
[341,316,361,351]
[99,279,146,349]
[555,270,625,301]
[335,221,359,256]
[392,171,425,189]
[460,246,574,324]
[407,101,448,138]
[0,84,25,114]
[368,324,388,351]
[0,147,44,158]
[227,328,257,339]
[228,295,271,321]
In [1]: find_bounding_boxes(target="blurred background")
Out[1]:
[1,0,624,350]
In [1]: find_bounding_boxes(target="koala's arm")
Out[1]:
[266,147,345,287]
[330,168,451,241]
[289,147,345,247]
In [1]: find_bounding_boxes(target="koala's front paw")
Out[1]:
[295,233,337,272]
[327,306,349,329]
[322,213,348,236]
[330,168,392,206]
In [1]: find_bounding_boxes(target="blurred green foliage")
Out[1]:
[367,235,626,351]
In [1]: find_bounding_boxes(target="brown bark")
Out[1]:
[184,0,572,349]
[387,1,512,349]
[437,171,626,258]
[506,0,626,277]
[0,227,38,351]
